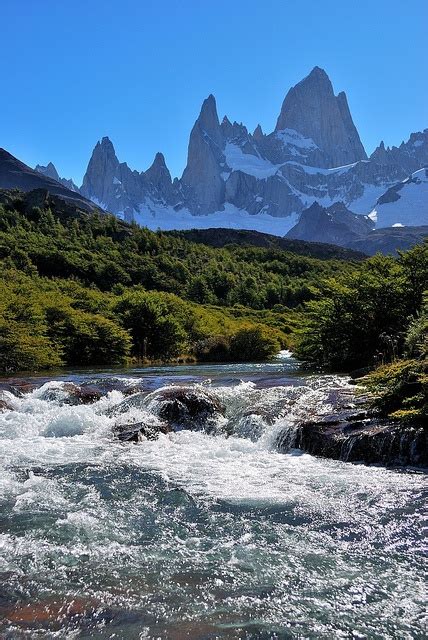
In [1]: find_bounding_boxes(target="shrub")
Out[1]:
[113,290,187,360]
[45,304,131,365]
[193,335,231,362]
[362,358,427,424]
[0,318,62,373]
[229,325,281,361]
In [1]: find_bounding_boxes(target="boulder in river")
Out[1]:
[113,419,171,443]
[152,386,225,432]
[110,386,226,437]
[39,382,103,405]
[0,379,37,396]
[277,386,427,467]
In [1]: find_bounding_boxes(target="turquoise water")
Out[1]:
[0,356,426,638]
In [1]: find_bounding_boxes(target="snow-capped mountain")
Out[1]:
[36,67,428,234]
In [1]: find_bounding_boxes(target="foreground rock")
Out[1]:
[277,387,427,468]
[151,387,225,432]
[38,382,103,405]
[113,420,171,443]
[0,390,16,412]
[112,386,226,442]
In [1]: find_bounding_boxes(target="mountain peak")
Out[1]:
[253,124,264,140]
[197,94,220,132]
[275,67,367,166]
[151,151,167,168]
[35,162,60,182]
[98,136,116,153]
[307,66,329,80]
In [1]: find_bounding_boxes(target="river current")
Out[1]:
[0,354,426,639]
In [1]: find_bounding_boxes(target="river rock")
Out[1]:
[65,383,103,404]
[152,386,226,432]
[277,387,427,467]
[113,419,171,443]
[40,382,103,405]
[0,379,37,396]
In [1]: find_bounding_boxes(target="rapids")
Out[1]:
[0,356,426,639]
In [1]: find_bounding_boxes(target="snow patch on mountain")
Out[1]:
[276,128,318,152]
[224,143,281,179]
[123,200,299,235]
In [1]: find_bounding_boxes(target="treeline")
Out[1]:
[0,267,294,372]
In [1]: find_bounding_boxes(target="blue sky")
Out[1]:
[1,0,427,184]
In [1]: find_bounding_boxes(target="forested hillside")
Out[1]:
[0,188,358,372]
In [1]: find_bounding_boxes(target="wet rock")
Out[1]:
[64,383,103,404]
[41,382,103,405]
[0,379,37,396]
[153,386,225,432]
[107,391,147,415]
[2,596,107,629]
[113,419,171,443]
[290,418,427,467]
[0,390,16,411]
[109,386,226,443]
[277,387,428,467]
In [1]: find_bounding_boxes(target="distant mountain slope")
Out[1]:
[285,201,427,255]
[167,228,366,260]
[348,226,428,256]
[0,149,96,211]
[35,162,79,192]
[286,202,374,245]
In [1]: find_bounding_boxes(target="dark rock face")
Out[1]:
[291,417,427,467]
[286,201,374,246]
[153,387,226,432]
[277,387,427,468]
[113,420,171,443]
[275,67,367,167]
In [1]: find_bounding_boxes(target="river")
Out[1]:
[0,354,426,638]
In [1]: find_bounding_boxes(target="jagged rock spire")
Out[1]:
[181,94,225,213]
[275,66,367,167]
[145,152,174,200]
[253,124,264,140]
[81,137,120,204]
[35,161,60,182]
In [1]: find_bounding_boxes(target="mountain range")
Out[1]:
[1,66,427,248]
